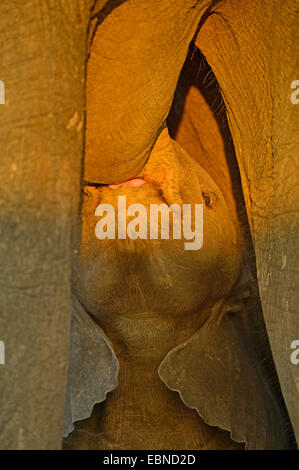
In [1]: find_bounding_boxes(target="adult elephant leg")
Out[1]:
[0,0,101,450]
[85,0,214,183]
[196,0,299,444]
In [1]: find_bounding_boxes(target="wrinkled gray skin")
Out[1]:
[0,0,298,449]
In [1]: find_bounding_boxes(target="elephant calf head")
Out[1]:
[74,128,244,323]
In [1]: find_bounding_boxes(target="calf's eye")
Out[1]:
[202,192,213,208]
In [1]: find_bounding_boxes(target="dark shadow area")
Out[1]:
[167,44,245,227]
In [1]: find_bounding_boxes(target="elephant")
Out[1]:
[0,0,298,450]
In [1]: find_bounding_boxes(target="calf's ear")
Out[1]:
[64,297,119,436]
[158,271,294,450]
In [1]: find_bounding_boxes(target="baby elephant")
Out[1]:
[64,129,291,450]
